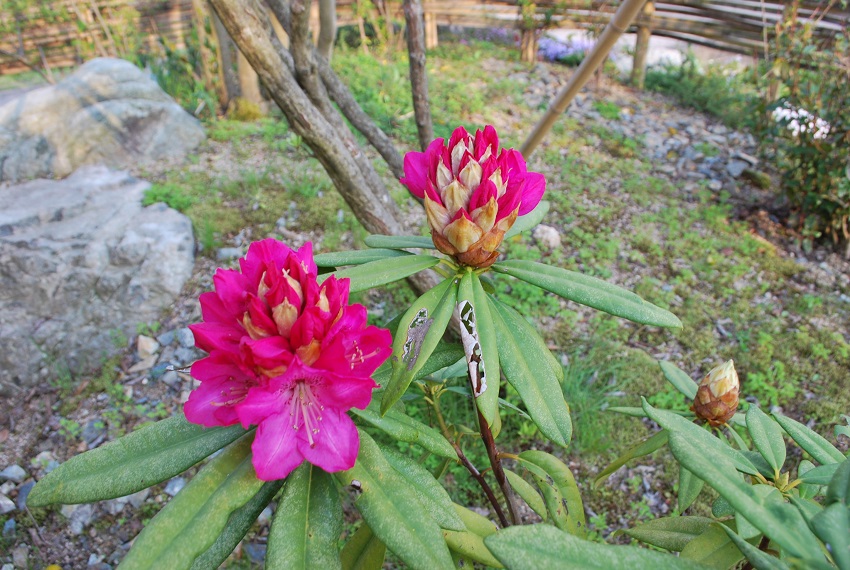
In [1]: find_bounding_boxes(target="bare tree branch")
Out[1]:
[403,0,434,150]
[317,0,337,60]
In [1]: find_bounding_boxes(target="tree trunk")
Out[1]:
[424,11,438,49]
[211,6,240,103]
[520,29,538,63]
[209,0,404,237]
[403,0,434,150]
[317,0,337,60]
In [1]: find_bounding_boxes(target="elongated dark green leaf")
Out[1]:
[372,343,465,389]
[790,496,824,520]
[809,503,850,570]
[443,529,504,568]
[505,469,547,520]
[519,451,586,538]
[485,524,707,570]
[827,459,850,506]
[798,459,822,500]
[489,298,571,447]
[607,407,692,419]
[190,479,284,570]
[678,467,705,512]
[680,524,745,569]
[659,361,698,400]
[315,248,412,267]
[27,413,246,507]
[594,430,669,488]
[643,400,825,561]
[492,260,682,328]
[335,430,454,570]
[456,271,499,428]
[453,503,497,537]
[623,516,715,552]
[322,254,440,293]
[120,435,264,570]
[772,412,845,465]
[267,464,342,570]
[382,276,458,414]
[505,200,550,239]
[740,451,775,479]
[351,402,455,459]
[720,526,790,570]
[799,462,841,485]
[746,406,786,473]
[364,235,436,249]
[341,523,386,570]
[381,447,465,531]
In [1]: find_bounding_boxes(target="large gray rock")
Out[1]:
[0,166,194,394]
[0,58,204,182]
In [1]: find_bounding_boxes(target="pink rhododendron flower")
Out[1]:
[185,239,392,480]
[401,125,546,268]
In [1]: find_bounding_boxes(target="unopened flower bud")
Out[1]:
[692,360,740,426]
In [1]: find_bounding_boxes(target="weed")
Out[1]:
[593,100,621,120]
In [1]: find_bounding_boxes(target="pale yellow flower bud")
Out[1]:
[692,360,740,427]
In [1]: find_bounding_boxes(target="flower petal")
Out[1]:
[518,172,546,215]
[297,409,360,474]
[251,411,305,481]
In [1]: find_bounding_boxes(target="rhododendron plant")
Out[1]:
[34,123,839,570]
[401,125,546,267]
[186,239,392,480]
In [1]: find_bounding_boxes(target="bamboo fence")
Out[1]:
[0,0,846,75]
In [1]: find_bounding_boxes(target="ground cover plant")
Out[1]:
[2,37,849,569]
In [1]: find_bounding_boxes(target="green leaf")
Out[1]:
[456,271,500,428]
[518,451,586,537]
[735,485,782,540]
[350,402,455,459]
[659,361,698,400]
[505,469,547,520]
[720,526,790,570]
[489,298,572,447]
[381,446,465,531]
[382,276,458,414]
[120,434,264,570]
[190,479,284,570]
[799,462,841,485]
[623,516,715,552]
[711,496,734,518]
[453,503,497,537]
[341,523,386,570]
[372,342,465,389]
[27,413,246,507]
[678,466,705,512]
[790,495,824,520]
[443,529,504,568]
[522,460,570,531]
[827,459,850,506]
[492,260,682,328]
[746,406,786,473]
[836,416,850,441]
[364,234,436,249]
[505,200,550,239]
[335,430,454,570]
[594,430,668,488]
[314,248,412,267]
[267,464,343,570]
[607,407,692,419]
[643,400,825,561]
[484,524,707,570]
[739,451,775,479]
[321,254,440,293]
[680,524,745,569]
[809,503,850,570]
[772,412,845,465]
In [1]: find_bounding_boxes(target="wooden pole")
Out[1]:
[520,0,648,157]
[317,0,337,59]
[630,0,654,88]
[424,10,438,49]
[403,0,435,150]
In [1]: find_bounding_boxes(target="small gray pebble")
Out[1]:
[164,477,186,497]
[175,327,195,348]
[156,330,175,346]
[16,481,33,510]
[2,518,15,538]
[0,465,26,483]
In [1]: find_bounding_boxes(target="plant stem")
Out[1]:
[431,387,510,527]
[476,406,520,525]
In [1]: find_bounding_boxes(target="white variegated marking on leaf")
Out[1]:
[401,308,433,371]
[458,300,487,397]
